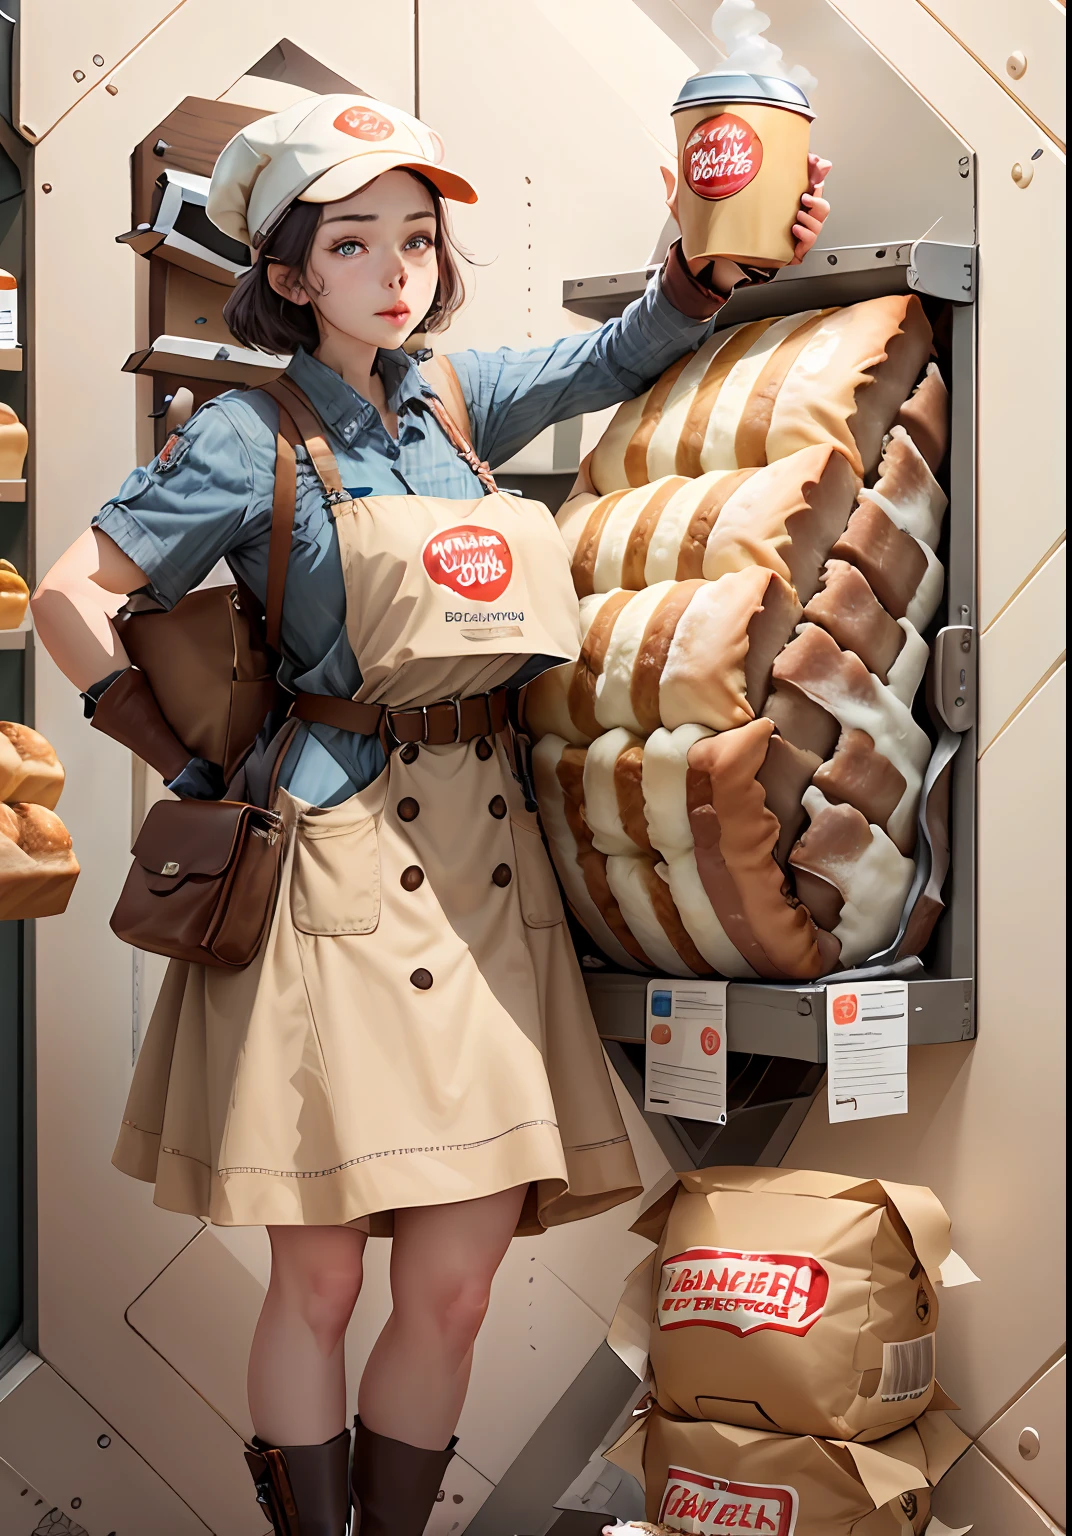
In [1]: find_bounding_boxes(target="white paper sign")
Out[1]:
[645,979,728,1123]
[826,980,909,1123]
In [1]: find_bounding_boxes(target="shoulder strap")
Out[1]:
[420,354,499,495]
[262,378,345,497]
[264,406,298,654]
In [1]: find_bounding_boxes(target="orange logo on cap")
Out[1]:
[334,106,395,142]
[832,993,858,1025]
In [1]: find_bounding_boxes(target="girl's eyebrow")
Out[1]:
[322,210,434,226]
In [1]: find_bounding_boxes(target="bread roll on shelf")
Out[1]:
[893,360,950,473]
[860,423,948,550]
[582,727,650,856]
[0,801,80,920]
[605,852,710,977]
[790,786,916,965]
[0,402,29,481]
[0,558,30,630]
[1,721,66,809]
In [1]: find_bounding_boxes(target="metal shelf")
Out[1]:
[585,971,974,1062]
[0,348,22,372]
[563,239,977,324]
[0,481,26,502]
[0,619,31,650]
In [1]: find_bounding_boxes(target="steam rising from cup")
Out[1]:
[710,0,818,93]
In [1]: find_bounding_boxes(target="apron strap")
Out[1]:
[423,390,499,496]
[261,379,347,499]
[265,405,300,653]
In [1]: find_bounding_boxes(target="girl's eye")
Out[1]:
[405,233,435,250]
[333,239,363,257]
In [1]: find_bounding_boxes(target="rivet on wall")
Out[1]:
[41,184,53,194]
[93,54,105,67]
[1006,51,1027,80]
[73,70,85,81]
[106,84,118,96]
[1018,1426,1041,1460]
[1011,162,1034,189]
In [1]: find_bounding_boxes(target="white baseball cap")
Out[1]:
[208,94,478,251]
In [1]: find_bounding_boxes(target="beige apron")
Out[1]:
[113,490,642,1233]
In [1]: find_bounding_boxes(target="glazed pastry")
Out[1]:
[0,800,80,920]
[590,296,933,491]
[0,721,66,809]
[789,786,916,965]
[0,557,29,630]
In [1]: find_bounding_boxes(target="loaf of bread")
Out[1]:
[789,786,916,964]
[0,557,29,630]
[0,800,80,920]
[0,721,65,809]
[566,569,800,738]
[768,625,931,854]
[0,401,28,481]
[893,360,950,473]
[590,296,933,492]
[562,444,858,605]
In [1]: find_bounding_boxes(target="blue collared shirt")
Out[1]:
[94,272,721,803]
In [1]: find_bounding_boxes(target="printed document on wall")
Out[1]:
[826,980,908,1123]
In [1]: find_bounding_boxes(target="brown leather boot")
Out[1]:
[351,1417,457,1535]
[245,1429,352,1536]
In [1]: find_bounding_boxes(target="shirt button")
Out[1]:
[488,795,507,819]
[400,866,425,891]
[492,863,513,887]
[475,737,493,761]
[410,968,433,990]
[399,743,420,764]
[397,797,420,822]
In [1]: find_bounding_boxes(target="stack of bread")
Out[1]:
[0,720,80,919]
[601,1168,974,1534]
[528,296,952,979]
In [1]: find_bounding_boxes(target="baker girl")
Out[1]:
[33,96,829,1534]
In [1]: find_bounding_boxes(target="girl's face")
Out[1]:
[269,169,439,351]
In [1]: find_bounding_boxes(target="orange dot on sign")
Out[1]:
[832,994,858,1025]
[650,1023,672,1046]
[701,1027,721,1056]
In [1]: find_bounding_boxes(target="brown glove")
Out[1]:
[89,667,191,783]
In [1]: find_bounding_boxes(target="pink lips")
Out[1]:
[377,304,411,325]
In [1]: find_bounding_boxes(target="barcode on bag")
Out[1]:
[880,1335,935,1402]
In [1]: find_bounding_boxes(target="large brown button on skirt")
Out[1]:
[488,795,507,819]
[491,863,513,887]
[400,866,425,891]
[397,797,420,822]
[409,968,433,990]
[475,737,493,761]
[399,742,420,764]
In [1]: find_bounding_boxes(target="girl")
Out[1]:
[32,95,829,1535]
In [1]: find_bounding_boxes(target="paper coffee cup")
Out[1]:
[672,71,814,269]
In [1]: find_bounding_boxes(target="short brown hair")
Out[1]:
[222,170,467,355]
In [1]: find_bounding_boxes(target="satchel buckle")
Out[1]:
[161,860,180,875]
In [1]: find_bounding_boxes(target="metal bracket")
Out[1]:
[932,624,977,731]
[908,240,976,303]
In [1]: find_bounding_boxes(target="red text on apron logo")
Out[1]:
[423,525,514,603]
[683,113,764,200]
[657,1248,829,1337]
[660,1466,798,1535]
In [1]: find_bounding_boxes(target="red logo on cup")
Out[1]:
[701,1027,721,1056]
[334,106,395,142]
[832,993,858,1025]
[423,525,513,603]
[683,112,763,201]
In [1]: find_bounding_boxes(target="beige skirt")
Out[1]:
[113,739,642,1233]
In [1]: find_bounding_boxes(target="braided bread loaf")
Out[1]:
[531,294,951,979]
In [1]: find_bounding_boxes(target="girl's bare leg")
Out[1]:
[248,1224,368,1446]
[358,1184,528,1449]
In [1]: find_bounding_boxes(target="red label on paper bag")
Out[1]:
[682,113,764,201]
[334,106,395,142]
[660,1465,798,1535]
[423,525,513,602]
[658,1248,829,1336]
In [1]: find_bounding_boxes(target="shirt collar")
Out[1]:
[284,346,436,446]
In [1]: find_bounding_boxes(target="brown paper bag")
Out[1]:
[605,1404,971,1534]
[629,1168,958,1441]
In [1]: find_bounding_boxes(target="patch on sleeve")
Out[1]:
[156,431,191,473]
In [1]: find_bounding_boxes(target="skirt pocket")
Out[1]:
[510,811,565,928]
[290,804,380,936]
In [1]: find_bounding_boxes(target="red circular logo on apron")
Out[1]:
[334,106,395,142]
[423,525,513,603]
[682,112,763,201]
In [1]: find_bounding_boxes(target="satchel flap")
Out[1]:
[131,799,250,881]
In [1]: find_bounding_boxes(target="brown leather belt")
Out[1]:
[291,688,511,747]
